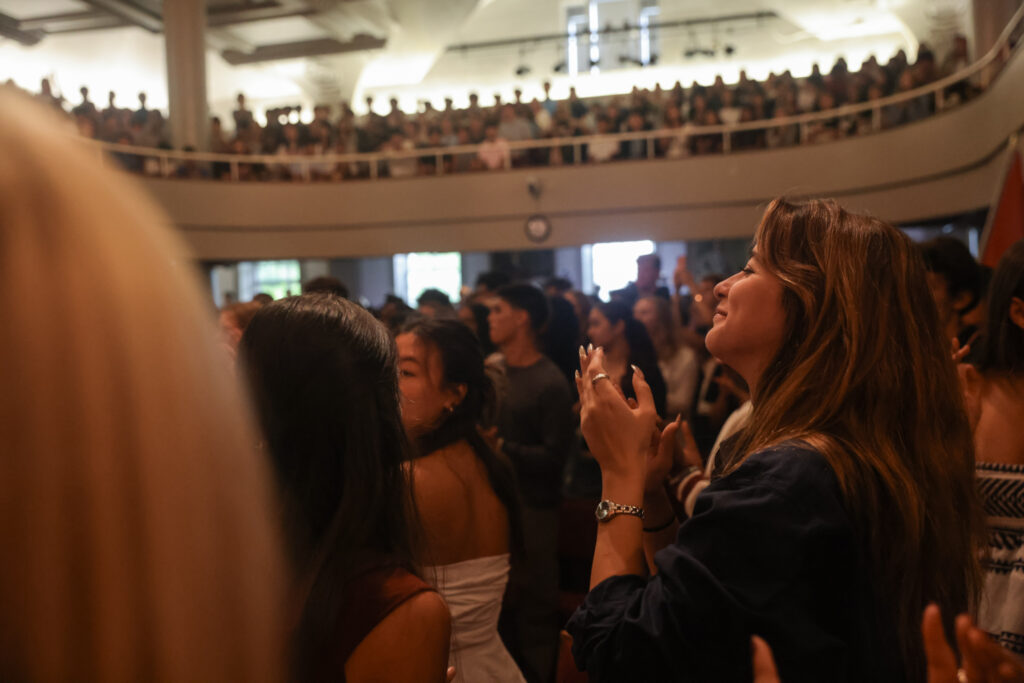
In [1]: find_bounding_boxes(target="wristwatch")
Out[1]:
[594,500,645,523]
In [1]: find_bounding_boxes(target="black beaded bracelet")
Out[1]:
[643,515,677,532]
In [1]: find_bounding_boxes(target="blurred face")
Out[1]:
[457,305,478,335]
[705,252,787,392]
[587,309,623,348]
[637,257,659,288]
[488,297,524,346]
[633,298,658,336]
[396,333,463,438]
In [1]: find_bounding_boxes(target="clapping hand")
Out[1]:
[752,637,780,683]
[952,337,971,364]
[923,605,1024,683]
[750,606,1024,683]
[644,415,683,495]
[576,346,657,483]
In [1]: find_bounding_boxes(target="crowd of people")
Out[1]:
[9,36,980,181]
[6,78,1024,683]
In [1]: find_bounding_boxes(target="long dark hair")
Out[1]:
[542,295,582,396]
[239,293,418,681]
[596,299,668,416]
[975,239,1024,376]
[400,318,524,557]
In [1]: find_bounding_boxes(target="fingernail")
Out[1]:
[574,370,580,380]
[587,343,594,353]
[631,364,644,378]
[578,345,586,359]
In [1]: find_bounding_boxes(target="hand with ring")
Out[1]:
[575,345,657,484]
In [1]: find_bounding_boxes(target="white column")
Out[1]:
[163,0,208,150]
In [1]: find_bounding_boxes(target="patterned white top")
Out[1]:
[977,462,1024,657]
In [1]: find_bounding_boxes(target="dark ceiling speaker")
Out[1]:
[515,65,531,76]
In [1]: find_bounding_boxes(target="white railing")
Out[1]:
[90,2,1024,182]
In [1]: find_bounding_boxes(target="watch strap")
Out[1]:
[595,499,645,522]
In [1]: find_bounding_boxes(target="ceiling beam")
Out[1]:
[221,33,385,64]
[22,15,129,34]
[207,0,315,27]
[206,27,256,54]
[0,12,45,45]
[77,0,162,33]
[19,10,107,31]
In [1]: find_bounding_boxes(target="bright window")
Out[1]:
[237,259,301,301]
[588,240,655,301]
[398,252,462,305]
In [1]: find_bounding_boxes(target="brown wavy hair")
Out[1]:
[724,198,984,681]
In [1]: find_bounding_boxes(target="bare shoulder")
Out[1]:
[345,591,451,683]
[410,443,476,500]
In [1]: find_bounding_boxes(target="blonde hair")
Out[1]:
[0,92,286,681]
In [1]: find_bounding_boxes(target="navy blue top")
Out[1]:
[566,442,904,682]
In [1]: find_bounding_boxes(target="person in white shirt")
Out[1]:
[530,99,552,135]
[717,88,742,126]
[477,124,510,171]
[385,131,417,178]
[588,116,619,163]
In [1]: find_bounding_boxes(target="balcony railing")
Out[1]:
[88,2,1024,183]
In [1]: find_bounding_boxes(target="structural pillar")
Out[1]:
[164,0,209,150]
[973,0,1021,57]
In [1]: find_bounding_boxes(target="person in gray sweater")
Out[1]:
[488,283,576,683]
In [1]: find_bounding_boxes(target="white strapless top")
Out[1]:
[426,554,526,683]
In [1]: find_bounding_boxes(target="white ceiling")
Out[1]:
[0,0,89,19]
[0,0,974,117]
[230,16,333,45]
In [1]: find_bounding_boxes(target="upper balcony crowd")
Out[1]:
[7,35,986,180]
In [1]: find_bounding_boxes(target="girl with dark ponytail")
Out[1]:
[396,318,526,683]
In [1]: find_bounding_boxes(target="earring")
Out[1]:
[443,404,454,414]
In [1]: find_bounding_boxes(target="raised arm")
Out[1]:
[576,346,654,587]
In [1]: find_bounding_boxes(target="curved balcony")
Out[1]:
[112,9,1024,260]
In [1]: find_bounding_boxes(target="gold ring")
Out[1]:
[591,373,611,386]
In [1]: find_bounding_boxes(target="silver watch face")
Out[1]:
[595,500,612,521]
